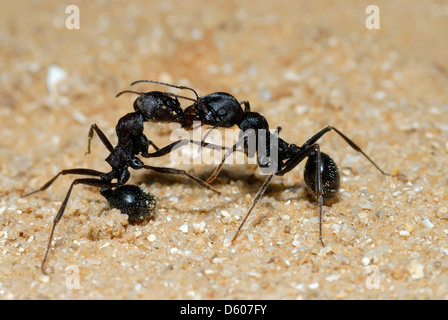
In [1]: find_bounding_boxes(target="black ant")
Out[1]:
[115,80,238,158]
[119,80,400,246]
[119,80,249,130]
[24,91,219,274]
[205,117,399,245]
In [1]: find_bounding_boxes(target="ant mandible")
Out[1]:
[118,80,400,246]
[24,90,219,274]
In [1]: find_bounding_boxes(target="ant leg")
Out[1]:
[277,144,328,246]
[142,164,220,194]
[130,80,199,99]
[231,174,274,243]
[301,126,390,176]
[142,139,228,158]
[41,177,117,274]
[142,140,189,158]
[198,125,220,153]
[312,145,325,247]
[240,100,251,112]
[23,168,104,197]
[206,133,247,183]
[87,122,160,153]
[86,124,114,155]
[147,140,160,151]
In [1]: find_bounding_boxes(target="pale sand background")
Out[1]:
[1,0,447,299]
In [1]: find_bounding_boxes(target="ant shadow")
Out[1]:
[135,165,340,208]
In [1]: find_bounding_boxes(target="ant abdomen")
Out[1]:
[100,185,156,223]
[304,151,340,200]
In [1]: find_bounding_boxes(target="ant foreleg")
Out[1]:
[277,144,330,246]
[86,124,114,155]
[198,125,220,153]
[206,133,247,183]
[310,145,325,247]
[23,168,104,198]
[146,140,160,151]
[41,177,117,274]
[239,100,251,112]
[142,164,220,194]
[142,139,228,158]
[231,174,274,243]
[301,126,391,176]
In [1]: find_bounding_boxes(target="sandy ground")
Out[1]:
[1,0,447,300]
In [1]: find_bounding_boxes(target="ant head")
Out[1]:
[134,91,185,123]
[116,89,185,123]
[190,92,245,128]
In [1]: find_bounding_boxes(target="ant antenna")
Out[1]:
[130,79,199,99]
[161,92,207,110]
[115,90,205,109]
[115,90,141,98]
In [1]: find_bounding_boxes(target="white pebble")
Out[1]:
[72,110,87,124]
[284,70,302,81]
[360,202,373,210]
[374,91,386,100]
[309,216,319,225]
[308,282,319,290]
[362,257,371,266]
[422,216,435,229]
[46,64,67,96]
[179,224,189,233]
[221,210,230,217]
[408,261,424,279]
[99,242,110,249]
[399,230,410,237]
[413,186,423,193]
[87,258,101,265]
[332,224,341,233]
[192,223,205,234]
[325,274,340,282]
[134,283,142,291]
[294,104,309,115]
[294,283,304,291]
[223,231,235,248]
